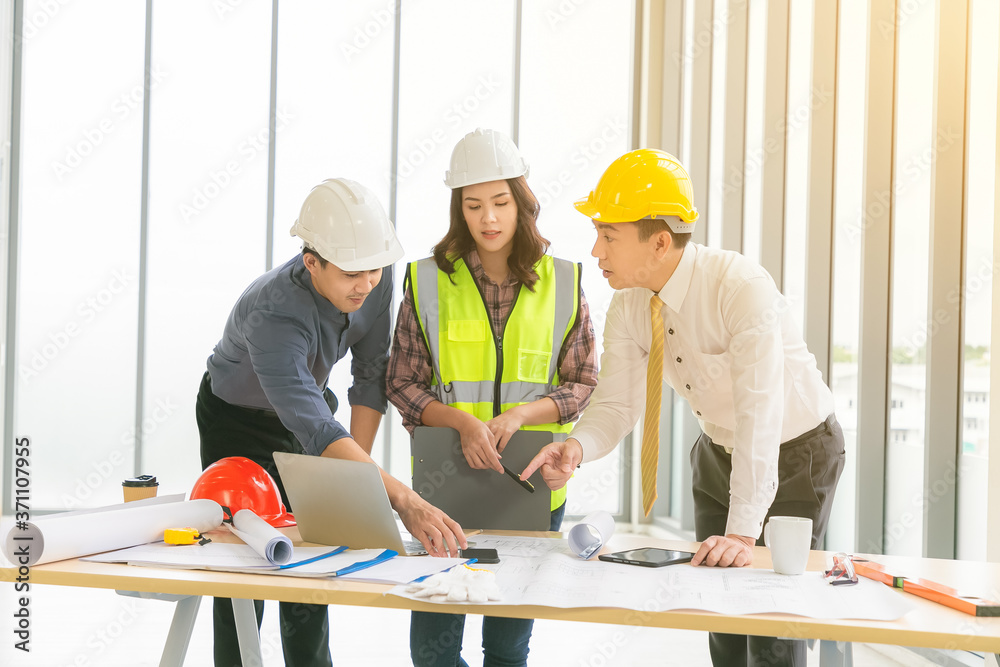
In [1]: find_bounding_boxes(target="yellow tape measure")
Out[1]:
[164,527,211,545]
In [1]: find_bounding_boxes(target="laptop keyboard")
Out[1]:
[403,540,428,556]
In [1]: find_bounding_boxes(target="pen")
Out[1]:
[501,464,535,493]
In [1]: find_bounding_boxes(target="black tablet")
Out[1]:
[598,547,694,568]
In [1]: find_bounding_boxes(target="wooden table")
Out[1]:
[4,528,999,666]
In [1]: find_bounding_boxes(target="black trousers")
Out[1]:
[196,371,335,667]
[691,413,845,667]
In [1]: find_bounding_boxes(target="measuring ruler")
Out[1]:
[852,557,1000,617]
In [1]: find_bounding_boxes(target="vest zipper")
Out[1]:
[472,277,521,418]
[493,332,503,417]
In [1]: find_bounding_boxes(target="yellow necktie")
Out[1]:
[641,294,665,517]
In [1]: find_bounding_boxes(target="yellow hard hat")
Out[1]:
[574,149,699,232]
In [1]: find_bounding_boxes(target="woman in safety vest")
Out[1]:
[386,128,598,667]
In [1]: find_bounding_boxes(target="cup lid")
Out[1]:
[123,474,158,487]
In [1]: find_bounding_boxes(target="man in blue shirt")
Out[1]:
[196,178,468,667]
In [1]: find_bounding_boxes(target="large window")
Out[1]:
[13,0,145,508]
[824,0,867,553]
[4,1,997,568]
[739,0,766,265]
[957,0,998,561]
[141,1,273,490]
[884,0,934,558]
[273,0,397,470]
[519,0,632,516]
[5,1,636,518]
[388,0,518,482]
[781,0,815,333]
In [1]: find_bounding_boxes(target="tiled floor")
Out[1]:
[1,547,960,667]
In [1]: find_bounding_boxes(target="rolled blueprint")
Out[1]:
[3,498,224,566]
[567,510,616,559]
[229,509,293,565]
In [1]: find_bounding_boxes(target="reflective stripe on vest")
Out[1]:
[410,255,580,511]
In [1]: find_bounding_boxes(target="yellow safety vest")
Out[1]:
[409,255,580,511]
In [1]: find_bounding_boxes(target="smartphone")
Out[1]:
[598,547,694,568]
[459,548,500,564]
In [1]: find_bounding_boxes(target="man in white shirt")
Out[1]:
[522,149,845,667]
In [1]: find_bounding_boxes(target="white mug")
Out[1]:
[763,516,813,575]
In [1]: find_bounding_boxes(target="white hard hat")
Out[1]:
[290,178,404,271]
[444,128,529,189]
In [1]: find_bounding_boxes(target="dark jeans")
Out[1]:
[196,371,335,667]
[409,503,566,667]
[691,413,845,667]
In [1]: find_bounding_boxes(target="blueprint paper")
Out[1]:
[3,499,224,566]
[82,542,467,584]
[464,535,575,558]
[83,542,364,574]
[390,554,914,621]
[337,556,470,584]
[567,511,615,558]
[228,509,293,565]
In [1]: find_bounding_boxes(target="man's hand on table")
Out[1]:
[691,534,755,568]
[395,494,468,558]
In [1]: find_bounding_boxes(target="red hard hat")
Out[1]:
[190,457,295,527]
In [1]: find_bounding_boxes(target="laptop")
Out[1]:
[411,427,565,531]
[272,452,427,555]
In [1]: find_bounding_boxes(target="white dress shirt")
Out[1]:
[572,243,835,538]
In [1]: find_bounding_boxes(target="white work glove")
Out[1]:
[406,566,502,603]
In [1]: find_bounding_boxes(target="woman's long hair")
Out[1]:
[431,176,550,291]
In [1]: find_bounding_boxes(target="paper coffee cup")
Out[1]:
[763,516,812,575]
[123,475,158,502]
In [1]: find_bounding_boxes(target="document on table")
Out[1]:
[389,553,914,621]
[83,542,360,574]
[228,509,293,565]
[336,556,470,584]
[2,498,223,566]
[465,535,575,558]
[83,542,470,584]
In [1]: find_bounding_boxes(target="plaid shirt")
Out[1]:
[386,251,598,434]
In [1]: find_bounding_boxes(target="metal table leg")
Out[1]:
[819,639,854,667]
[115,590,200,667]
[232,597,263,667]
[158,595,201,667]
